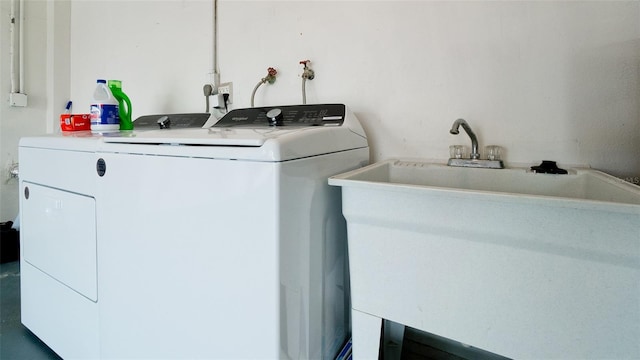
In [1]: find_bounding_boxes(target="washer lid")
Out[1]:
[104,127,270,146]
[101,104,368,161]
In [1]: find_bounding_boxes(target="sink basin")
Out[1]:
[332,159,640,205]
[329,159,640,359]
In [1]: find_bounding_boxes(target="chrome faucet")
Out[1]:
[450,119,479,159]
[448,118,504,169]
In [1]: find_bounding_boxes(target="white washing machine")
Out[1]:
[19,104,368,359]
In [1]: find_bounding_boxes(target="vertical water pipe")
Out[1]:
[9,0,17,93]
[212,0,220,90]
[19,0,25,94]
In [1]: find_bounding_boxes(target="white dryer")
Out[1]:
[20,104,368,359]
[19,132,102,359]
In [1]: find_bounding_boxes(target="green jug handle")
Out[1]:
[119,92,132,121]
[112,89,133,130]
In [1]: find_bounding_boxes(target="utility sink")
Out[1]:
[332,159,640,205]
[329,159,640,359]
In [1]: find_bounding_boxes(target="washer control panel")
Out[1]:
[213,104,345,128]
[133,113,211,129]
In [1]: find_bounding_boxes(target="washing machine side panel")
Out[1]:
[18,144,99,359]
[279,147,369,360]
[20,263,100,359]
[96,153,281,359]
[19,146,99,300]
[19,145,98,196]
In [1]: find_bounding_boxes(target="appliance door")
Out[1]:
[21,182,97,300]
[96,152,280,359]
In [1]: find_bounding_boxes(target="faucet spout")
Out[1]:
[450,118,479,159]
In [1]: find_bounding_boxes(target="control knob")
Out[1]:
[157,116,171,129]
[266,108,284,126]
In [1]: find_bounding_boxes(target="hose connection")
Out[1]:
[300,60,315,80]
[263,67,278,84]
[251,67,278,107]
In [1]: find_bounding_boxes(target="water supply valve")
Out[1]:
[300,60,315,80]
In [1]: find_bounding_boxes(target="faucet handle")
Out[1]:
[449,145,467,159]
[485,145,502,161]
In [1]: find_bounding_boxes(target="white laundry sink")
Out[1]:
[338,159,640,204]
[329,159,640,359]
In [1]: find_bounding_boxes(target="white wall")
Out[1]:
[70,0,639,173]
[1,0,639,219]
[0,0,69,221]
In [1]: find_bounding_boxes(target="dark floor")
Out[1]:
[0,260,61,360]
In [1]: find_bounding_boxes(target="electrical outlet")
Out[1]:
[217,82,233,104]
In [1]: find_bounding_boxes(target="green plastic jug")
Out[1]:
[108,80,133,130]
